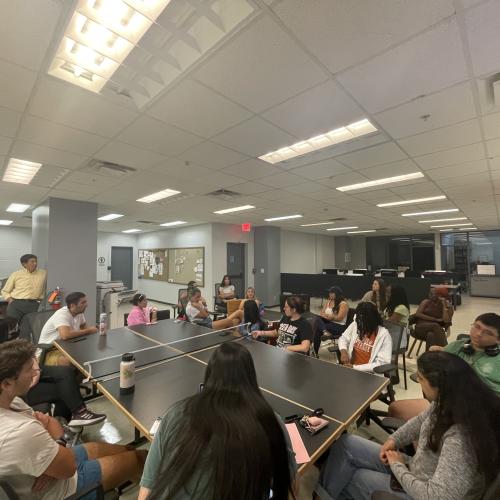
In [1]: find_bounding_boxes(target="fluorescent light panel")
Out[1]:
[431,223,473,228]
[402,208,459,217]
[6,203,30,213]
[3,158,42,184]
[259,119,377,164]
[0,220,13,226]
[337,172,424,192]
[213,205,255,215]
[418,217,467,223]
[347,230,376,234]
[160,220,186,227]
[300,222,335,227]
[326,226,359,231]
[122,228,141,233]
[98,213,123,221]
[48,0,172,93]
[264,214,303,222]
[376,195,446,207]
[460,227,477,230]
[137,188,180,203]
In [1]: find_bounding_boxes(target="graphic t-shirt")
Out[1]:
[351,332,377,366]
[276,316,313,354]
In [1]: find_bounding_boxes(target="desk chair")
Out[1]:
[407,323,451,358]
[19,310,55,365]
[0,317,18,343]
[226,299,243,316]
[214,283,227,315]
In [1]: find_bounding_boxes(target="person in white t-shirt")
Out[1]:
[39,292,98,366]
[0,339,146,500]
[216,275,236,312]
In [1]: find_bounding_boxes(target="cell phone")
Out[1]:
[390,472,404,492]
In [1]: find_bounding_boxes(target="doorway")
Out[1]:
[111,246,133,289]
[226,243,245,298]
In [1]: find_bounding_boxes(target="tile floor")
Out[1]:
[81,294,499,499]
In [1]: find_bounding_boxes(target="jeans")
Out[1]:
[317,317,347,337]
[316,434,411,500]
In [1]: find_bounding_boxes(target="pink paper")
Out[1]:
[285,423,311,464]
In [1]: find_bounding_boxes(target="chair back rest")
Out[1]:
[177,288,188,302]
[484,472,500,500]
[123,313,129,326]
[227,299,243,316]
[382,320,405,363]
[0,480,20,500]
[156,309,171,321]
[346,307,356,326]
[19,310,56,344]
[0,317,18,344]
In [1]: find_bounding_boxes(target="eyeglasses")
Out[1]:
[470,323,497,338]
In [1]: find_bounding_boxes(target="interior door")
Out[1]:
[227,243,245,298]
[111,246,133,289]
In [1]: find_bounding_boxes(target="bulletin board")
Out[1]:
[138,249,169,281]
[167,247,205,286]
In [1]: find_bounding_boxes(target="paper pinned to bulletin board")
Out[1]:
[138,248,168,281]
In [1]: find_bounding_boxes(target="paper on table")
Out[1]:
[285,422,311,464]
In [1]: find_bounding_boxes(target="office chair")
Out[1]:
[0,317,18,343]
[327,307,356,359]
[213,283,227,315]
[19,310,56,365]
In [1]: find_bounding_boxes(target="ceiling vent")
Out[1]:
[82,159,137,178]
[136,220,157,224]
[206,189,242,200]
[329,217,347,222]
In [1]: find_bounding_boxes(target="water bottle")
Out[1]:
[99,313,108,335]
[120,353,135,395]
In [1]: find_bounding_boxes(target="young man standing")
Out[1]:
[1,254,47,321]
[0,339,146,499]
[39,292,98,366]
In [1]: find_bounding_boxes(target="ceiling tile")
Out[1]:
[117,116,204,156]
[262,80,363,138]
[272,0,454,73]
[0,137,12,156]
[28,78,138,138]
[178,141,248,169]
[18,116,108,156]
[193,15,327,113]
[0,107,22,137]
[465,0,500,76]
[426,159,488,180]
[31,165,70,189]
[259,172,305,187]
[211,116,295,157]
[414,142,485,170]
[220,159,283,180]
[149,158,213,179]
[337,142,408,169]
[487,138,500,157]
[95,141,167,170]
[398,119,482,156]
[147,79,252,138]
[375,82,477,139]
[229,181,274,195]
[482,112,500,140]
[290,157,351,180]
[283,181,323,194]
[337,19,468,113]
[196,171,246,189]
[0,59,37,112]
[358,159,420,179]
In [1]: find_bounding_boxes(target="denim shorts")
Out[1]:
[72,444,102,499]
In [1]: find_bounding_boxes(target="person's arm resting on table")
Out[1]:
[57,323,97,340]
[286,339,310,354]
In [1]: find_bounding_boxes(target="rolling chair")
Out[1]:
[327,307,356,358]
[19,309,56,365]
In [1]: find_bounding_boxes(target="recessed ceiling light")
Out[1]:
[259,119,377,164]
[439,229,454,232]
[337,172,424,192]
[431,223,473,228]
[402,208,459,217]
[2,158,42,184]
[418,217,467,223]
[300,222,335,227]
[326,226,359,231]
[48,0,172,93]
[122,228,141,233]
[137,188,181,203]
[0,220,13,226]
[160,220,187,227]
[460,227,477,230]
[214,205,255,215]
[6,203,30,213]
[347,229,376,234]
[376,195,446,207]
[98,213,124,221]
[264,214,303,222]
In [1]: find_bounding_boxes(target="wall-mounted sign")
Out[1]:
[98,257,106,266]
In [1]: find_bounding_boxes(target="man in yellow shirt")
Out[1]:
[1,254,47,321]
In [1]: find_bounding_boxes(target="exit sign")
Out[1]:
[241,223,252,232]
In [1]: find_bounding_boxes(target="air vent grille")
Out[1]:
[81,159,137,178]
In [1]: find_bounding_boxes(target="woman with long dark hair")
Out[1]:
[138,342,296,500]
[361,278,387,313]
[314,286,349,339]
[338,301,392,372]
[315,351,500,499]
[384,285,410,327]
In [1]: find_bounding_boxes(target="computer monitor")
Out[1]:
[322,268,338,275]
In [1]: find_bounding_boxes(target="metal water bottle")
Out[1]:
[120,353,135,395]
[99,313,108,335]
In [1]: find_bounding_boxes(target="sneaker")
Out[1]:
[69,408,106,427]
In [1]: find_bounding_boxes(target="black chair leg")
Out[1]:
[407,337,418,358]
[416,340,424,357]
[402,354,407,390]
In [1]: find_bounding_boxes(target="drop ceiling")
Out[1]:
[1,0,500,236]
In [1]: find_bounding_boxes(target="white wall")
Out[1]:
[0,226,32,278]
[97,232,138,284]
[280,230,335,273]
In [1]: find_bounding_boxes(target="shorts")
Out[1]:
[72,444,102,500]
[194,317,213,328]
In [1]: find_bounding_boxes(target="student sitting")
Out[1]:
[186,288,240,330]
[389,312,500,421]
[238,286,262,310]
[252,296,313,355]
[233,299,267,336]
[315,351,500,500]
[138,341,296,500]
[177,281,196,318]
[0,339,147,500]
[38,292,98,366]
[127,293,158,326]
[411,286,453,351]
[338,302,392,372]
[361,278,387,314]
[216,275,236,312]
[384,284,410,349]
[313,286,349,341]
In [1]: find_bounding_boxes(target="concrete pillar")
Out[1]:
[434,232,442,270]
[32,198,98,323]
[254,226,280,306]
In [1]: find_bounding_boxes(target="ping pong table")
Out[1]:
[54,319,388,472]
